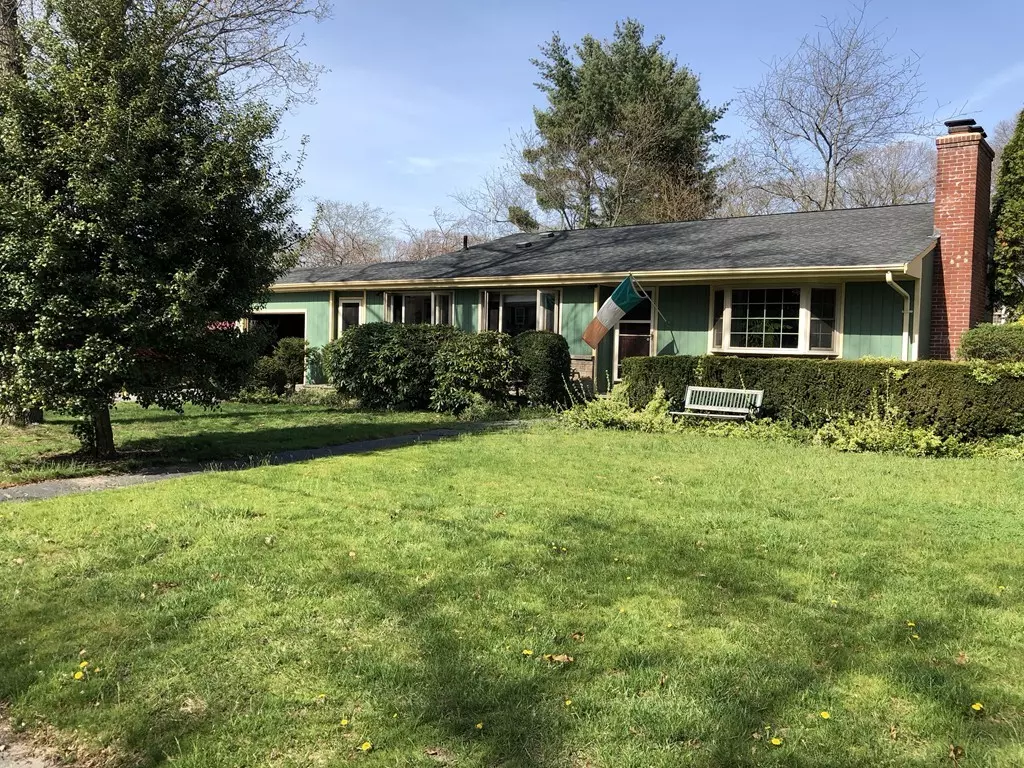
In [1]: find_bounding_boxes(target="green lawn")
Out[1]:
[0,402,454,487]
[2,427,1023,767]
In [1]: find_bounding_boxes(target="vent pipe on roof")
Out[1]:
[462,235,468,250]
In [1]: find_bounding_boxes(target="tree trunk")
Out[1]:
[92,406,116,459]
[0,0,23,78]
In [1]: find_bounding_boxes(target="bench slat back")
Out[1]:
[684,386,763,414]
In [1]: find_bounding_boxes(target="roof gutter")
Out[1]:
[886,271,912,362]
[273,262,920,293]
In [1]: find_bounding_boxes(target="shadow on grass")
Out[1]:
[1,485,1019,766]
[2,420,461,491]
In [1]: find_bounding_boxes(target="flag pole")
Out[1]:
[630,274,667,324]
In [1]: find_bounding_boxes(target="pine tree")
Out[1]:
[522,19,724,229]
[993,111,1024,316]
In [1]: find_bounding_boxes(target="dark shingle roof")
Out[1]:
[279,203,936,286]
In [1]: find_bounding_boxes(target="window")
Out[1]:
[339,301,361,333]
[614,297,652,379]
[711,286,838,354]
[481,290,560,336]
[731,288,801,349]
[809,288,836,351]
[386,292,454,325]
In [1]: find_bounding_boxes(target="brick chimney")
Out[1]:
[930,119,994,359]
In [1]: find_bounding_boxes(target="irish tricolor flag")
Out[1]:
[582,276,644,349]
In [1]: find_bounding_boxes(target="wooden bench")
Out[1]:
[669,386,763,422]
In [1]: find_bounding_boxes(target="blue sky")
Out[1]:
[280,0,1024,229]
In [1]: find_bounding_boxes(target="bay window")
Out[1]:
[386,292,454,325]
[711,286,838,354]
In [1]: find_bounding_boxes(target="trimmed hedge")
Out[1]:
[512,330,572,407]
[431,331,520,414]
[323,323,459,410]
[958,323,1024,362]
[621,355,1024,439]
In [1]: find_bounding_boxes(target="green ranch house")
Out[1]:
[259,121,994,390]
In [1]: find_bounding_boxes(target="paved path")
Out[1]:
[1,424,502,504]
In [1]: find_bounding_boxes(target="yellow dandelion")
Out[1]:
[770,737,783,746]
[522,649,533,656]
[73,671,84,680]
[971,702,984,712]
[79,661,89,669]
[564,699,572,707]
[906,621,915,627]
[820,711,830,720]
[998,585,1006,591]
[358,740,373,752]
[911,633,920,640]
[340,719,349,726]
[475,722,484,730]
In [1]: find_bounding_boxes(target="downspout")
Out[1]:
[885,271,911,362]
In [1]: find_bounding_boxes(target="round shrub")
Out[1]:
[512,330,572,407]
[273,337,309,390]
[431,331,521,414]
[324,323,459,410]
[248,355,288,395]
[958,323,1024,362]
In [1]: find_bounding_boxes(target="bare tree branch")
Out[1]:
[300,200,395,267]
[736,2,932,211]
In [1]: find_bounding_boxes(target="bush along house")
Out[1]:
[260,120,993,391]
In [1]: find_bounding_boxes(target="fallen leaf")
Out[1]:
[571,632,585,643]
[949,743,965,764]
[424,746,454,763]
[543,653,574,664]
[889,724,898,741]
[658,672,668,687]
[955,651,969,666]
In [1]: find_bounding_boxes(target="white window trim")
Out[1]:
[708,284,842,356]
[337,297,363,334]
[383,291,454,325]
[612,300,654,381]
[479,289,562,334]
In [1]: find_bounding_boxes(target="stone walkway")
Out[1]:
[1,425,496,504]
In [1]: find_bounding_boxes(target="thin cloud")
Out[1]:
[968,61,1024,106]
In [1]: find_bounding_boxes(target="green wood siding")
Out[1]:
[260,292,331,348]
[454,289,478,332]
[365,291,385,323]
[842,280,915,360]
[917,253,934,359]
[561,285,597,357]
[656,285,710,356]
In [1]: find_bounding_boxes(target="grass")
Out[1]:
[0,401,455,487]
[1,426,1023,766]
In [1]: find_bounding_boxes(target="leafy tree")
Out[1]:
[993,109,1024,315]
[522,19,724,229]
[0,0,298,456]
